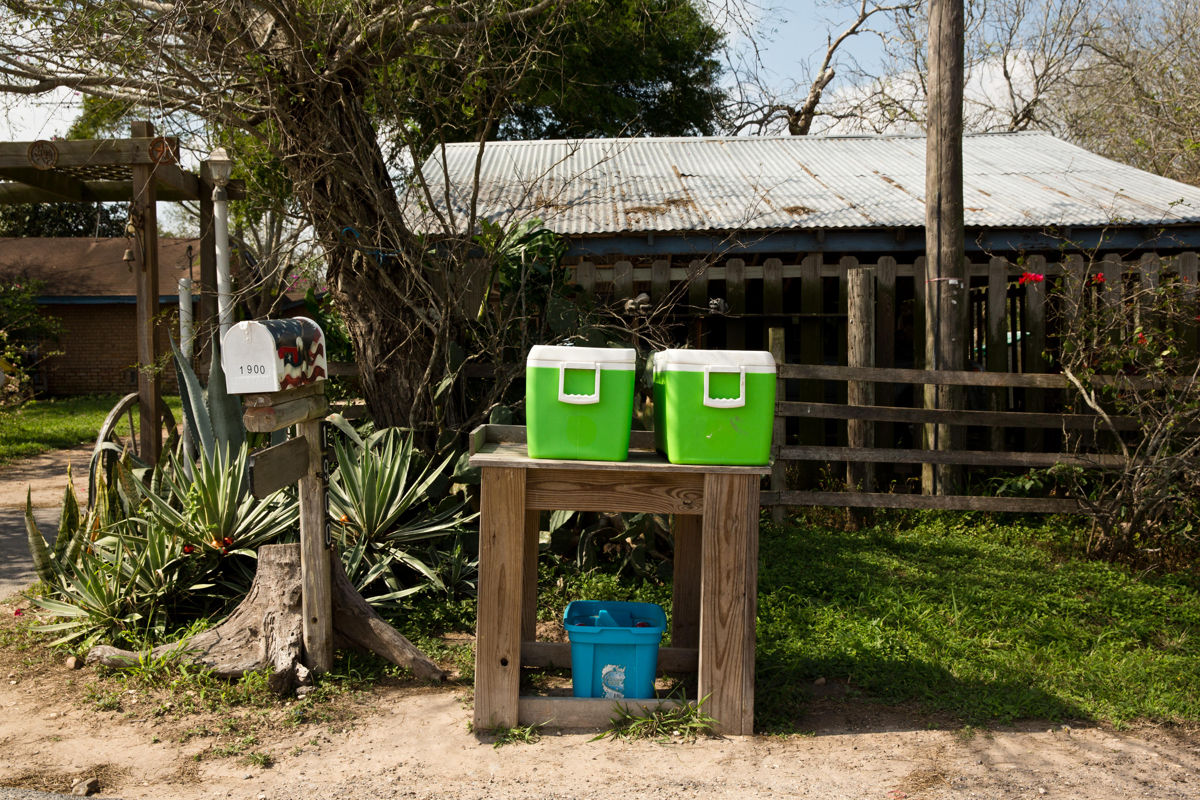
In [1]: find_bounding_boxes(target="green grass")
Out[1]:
[0,394,184,467]
[754,512,1200,730]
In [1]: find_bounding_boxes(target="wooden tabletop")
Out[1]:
[468,438,770,475]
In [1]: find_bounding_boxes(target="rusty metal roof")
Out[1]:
[420,132,1200,235]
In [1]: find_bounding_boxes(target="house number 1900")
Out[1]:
[240,364,267,375]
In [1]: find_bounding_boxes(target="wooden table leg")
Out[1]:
[671,514,703,649]
[522,509,540,643]
[699,473,759,735]
[475,467,526,729]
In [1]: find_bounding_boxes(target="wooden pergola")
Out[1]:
[0,120,244,462]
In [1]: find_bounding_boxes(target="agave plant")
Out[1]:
[327,421,470,547]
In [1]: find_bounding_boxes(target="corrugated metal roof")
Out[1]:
[420,132,1200,235]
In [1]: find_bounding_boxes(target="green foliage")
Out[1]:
[171,336,245,465]
[472,721,544,748]
[592,693,716,742]
[754,514,1200,730]
[0,204,125,239]
[0,277,63,399]
[499,0,726,139]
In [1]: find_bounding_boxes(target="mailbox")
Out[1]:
[222,317,327,394]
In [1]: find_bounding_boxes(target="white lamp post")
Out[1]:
[178,277,194,361]
[208,147,234,341]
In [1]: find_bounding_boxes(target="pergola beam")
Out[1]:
[0,138,179,169]
[0,178,245,204]
[0,167,96,202]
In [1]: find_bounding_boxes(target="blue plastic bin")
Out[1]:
[563,601,666,699]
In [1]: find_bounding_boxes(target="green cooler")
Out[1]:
[652,349,776,465]
[527,345,636,461]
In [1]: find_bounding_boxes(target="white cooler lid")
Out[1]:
[527,345,636,370]
[654,349,776,372]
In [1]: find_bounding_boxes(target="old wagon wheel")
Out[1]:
[95,392,178,462]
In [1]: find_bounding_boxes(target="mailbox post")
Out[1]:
[223,317,333,673]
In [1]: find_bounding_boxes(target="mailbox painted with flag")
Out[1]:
[222,317,327,395]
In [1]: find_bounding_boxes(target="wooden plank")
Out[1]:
[671,514,702,650]
[699,473,758,736]
[0,166,95,201]
[775,401,1161,432]
[243,382,327,408]
[1025,255,1048,453]
[776,444,1127,468]
[846,267,875,512]
[797,255,823,488]
[761,490,1082,514]
[523,510,539,644]
[740,474,759,737]
[131,121,162,465]
[777,363,1066,388]
[987,258,1009,452]
[525,469,704,514]
[726,258,746,349]
[473,424,656,452]
[326,361,361,377]
[768,327,787,525]
[650,259,671,304]
[153,161,201,201]
[517,697,684,729]
[521,641,699,674]
[248,436,310,499]
[475,467,526,729]
[243,395,329,432]
[0,136,179,168]
[914,256,933,495]
[837,258,854,446]
[763,258,784,315]
[875,257,897,450]
[1180,252,1199,357]
[575,261,596,300]
[297,417,333,673]
[470,441,769,475]
[687,259,709,314]
[613,260,634,300]
[198,163,217,369]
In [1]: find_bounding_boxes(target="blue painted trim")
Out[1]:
[565,225,1200,257]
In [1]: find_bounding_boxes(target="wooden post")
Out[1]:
[298,412,333,673]
[522,510,539,643]
[798,255,823,488]
[614,260,634,300]
[769,327,787,525]
[699,472,758,736]
[575,261,596,300]
[1179,252,1198,357]
[475,467,526,729]
[912,257,934,494]
[650,259,671,305]
[687,259,709,316]
[1024,255,1048,453]
[130,120,162,464]
[198,160,218,372]
[986,259,1009,452]
[726,258,746,349]
[763,258,784,316]
[924,0,966,496]
[875,257,897,451]
[847,269,875,528]
[836,258,854,449]
[670,514,702,649]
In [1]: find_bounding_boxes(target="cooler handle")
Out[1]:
[703,365,746,408]
[558,361,601,404]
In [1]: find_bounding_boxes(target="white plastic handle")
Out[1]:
[703,365,746,408]
[558,361,601,404]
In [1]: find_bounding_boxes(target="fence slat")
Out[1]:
[1180,252,1199,357]
[575,261,596,300]
[847,268,875,510]
[875,257,896,450]
[762,490,1081,514]
[987,258,1008,452]
[778,363,1067,388]
[726,257,746,349]
[797,255,823,487]
[614,260,634,300]
[763,258,783,315]
[837,257,854,447]
[776,445,1126,468]
[1024,254,1048,452]
[651,259,670,304]
[687,259,708,314]
[775,400,1165,432]
[769,327,787,525]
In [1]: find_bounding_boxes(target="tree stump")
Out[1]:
[87,544,445,693]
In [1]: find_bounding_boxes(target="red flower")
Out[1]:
[183,545,195,555]
[1091,273,1106,284]
[13,608,23,617]
[222,537,233,547]
[1137,332,1148,345]
[1018,272,1045,285]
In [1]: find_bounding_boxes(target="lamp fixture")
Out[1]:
[208,146,233,186]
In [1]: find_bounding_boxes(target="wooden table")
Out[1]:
[468,424,768,734]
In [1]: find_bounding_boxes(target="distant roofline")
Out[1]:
[437,131,1054,148]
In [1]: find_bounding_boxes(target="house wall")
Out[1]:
[37,302,187,396]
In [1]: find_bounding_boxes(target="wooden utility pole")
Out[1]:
[130,120,162,463]
[198,160,218,372]
[847,268,875,529]
[924,0,967,495]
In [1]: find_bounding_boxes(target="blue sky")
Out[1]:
[739,0,888,88]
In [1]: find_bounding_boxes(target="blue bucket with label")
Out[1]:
[563,601,666,700]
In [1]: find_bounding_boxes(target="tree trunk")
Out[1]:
[87,544,446,692]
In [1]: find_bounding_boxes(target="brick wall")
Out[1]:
[38,302,190,396]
